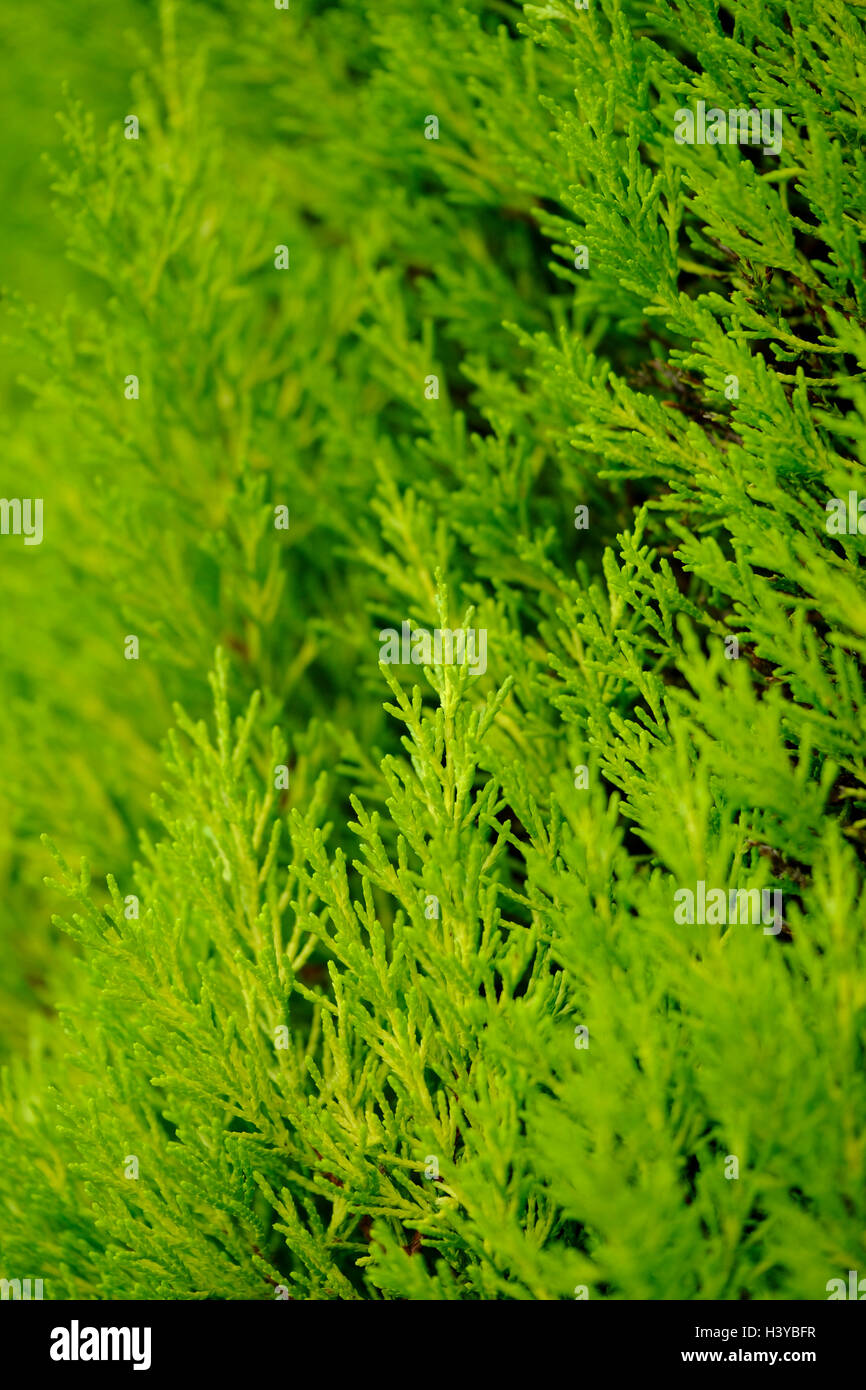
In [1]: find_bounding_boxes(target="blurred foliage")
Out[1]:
[0,0,864,1298]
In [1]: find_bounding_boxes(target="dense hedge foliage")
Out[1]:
[1,0,865,1300]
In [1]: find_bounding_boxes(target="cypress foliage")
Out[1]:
[1,0,864,1300]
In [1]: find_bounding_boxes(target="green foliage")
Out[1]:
[1,0,865,1299]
